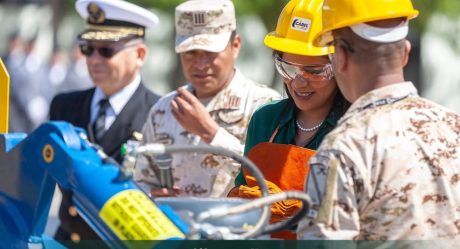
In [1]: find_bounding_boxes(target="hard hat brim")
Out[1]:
[264,32,332,56]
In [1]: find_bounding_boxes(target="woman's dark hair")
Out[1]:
[274,51,350,118]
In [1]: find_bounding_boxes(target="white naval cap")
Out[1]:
[75,0,159,42]
[175,0,236,53]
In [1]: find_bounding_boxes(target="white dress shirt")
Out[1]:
[90,74,141,130]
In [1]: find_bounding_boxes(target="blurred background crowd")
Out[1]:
[1,0,460,134]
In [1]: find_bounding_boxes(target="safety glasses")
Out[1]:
[79,42,139,59]
[274,54,333,84]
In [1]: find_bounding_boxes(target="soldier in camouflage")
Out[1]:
[297,0,460,241]
[134,0,280,197]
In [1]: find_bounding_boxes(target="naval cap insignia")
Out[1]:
[87,2,105,24]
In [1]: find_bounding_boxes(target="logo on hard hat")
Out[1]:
[291,17,311,32]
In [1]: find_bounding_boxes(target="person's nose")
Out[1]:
[291,74,309,89]
[193,53,211,70]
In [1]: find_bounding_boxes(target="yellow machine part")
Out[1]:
[0,58,9,133]
[100,189,185,249]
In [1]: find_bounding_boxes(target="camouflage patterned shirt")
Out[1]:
[134,69,280,197]
[297,82,460,240]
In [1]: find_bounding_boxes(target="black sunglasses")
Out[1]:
[79,43,138,58]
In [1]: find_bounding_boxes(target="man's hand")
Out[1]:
[150,187,181,197]
[171,87,219,144]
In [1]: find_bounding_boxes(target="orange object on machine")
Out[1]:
[0,58,10,133]
[228,142,315,239]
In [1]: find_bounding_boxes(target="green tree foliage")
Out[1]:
[131,1,460,33]
[63,0,460,34]
[412,0,460,33]
[130,0,289,30]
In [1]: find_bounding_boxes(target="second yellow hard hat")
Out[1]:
[315,0,419,46]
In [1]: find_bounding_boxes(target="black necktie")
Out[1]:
[93,98,110,142]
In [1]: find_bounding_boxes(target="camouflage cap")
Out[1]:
[175,0,236,53]
[75,0,159,42]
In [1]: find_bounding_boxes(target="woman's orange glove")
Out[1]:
[228,176,302,223]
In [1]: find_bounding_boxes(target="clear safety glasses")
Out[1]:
[274,54,334,84]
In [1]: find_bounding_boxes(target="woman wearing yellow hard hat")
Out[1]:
[229,0,349,239]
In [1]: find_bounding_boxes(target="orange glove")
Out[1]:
[228,176,302,223]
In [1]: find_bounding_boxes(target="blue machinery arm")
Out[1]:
[0,122,187,249]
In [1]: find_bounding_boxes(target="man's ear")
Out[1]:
[336,44,348,74]
[402,39,411,67]
[231,34,241,59]
[136,44,148,67]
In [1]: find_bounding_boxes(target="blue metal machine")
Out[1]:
[0,122,187,249]
[0,122,315,249]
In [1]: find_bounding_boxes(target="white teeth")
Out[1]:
[296,92,313,97]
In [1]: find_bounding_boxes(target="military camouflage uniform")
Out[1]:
[297,82,460,240]
[134,69,280,197]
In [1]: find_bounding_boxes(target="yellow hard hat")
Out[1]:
[315,0,419,46]
[264,0,331,56]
